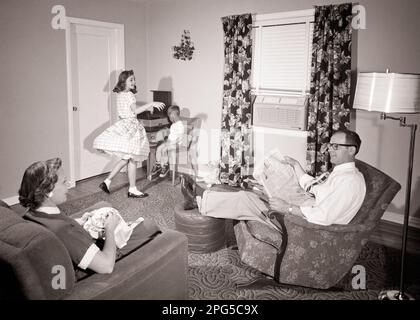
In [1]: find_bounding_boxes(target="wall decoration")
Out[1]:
[173,30,195,61]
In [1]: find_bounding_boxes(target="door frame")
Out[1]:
[65,17,125,187]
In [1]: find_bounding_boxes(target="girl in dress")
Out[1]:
[93,70,164,198]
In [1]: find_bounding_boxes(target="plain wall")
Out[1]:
[354,0,420,221]
[0,0,148,199]
[144,0,420,221]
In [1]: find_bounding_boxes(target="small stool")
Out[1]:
[174,204,226,253]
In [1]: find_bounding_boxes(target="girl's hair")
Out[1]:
[18,158,62,210]
[113,70,137,94]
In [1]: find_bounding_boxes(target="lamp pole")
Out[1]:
[398,121,416,299]
[379,113,416,300]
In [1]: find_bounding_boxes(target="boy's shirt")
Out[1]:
[168,120,185,145]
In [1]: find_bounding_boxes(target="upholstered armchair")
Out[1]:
[234,160,401,289]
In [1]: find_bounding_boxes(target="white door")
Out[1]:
[66,18,124,183]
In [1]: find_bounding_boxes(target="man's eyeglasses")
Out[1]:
[327,143,356,150]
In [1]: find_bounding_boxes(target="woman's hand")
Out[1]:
[149,102,165,113]
[88,212,119,274]
[104,212,120,233]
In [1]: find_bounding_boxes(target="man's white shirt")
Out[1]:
[298,162,366,225]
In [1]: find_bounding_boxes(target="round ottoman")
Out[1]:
[174,204,226,253]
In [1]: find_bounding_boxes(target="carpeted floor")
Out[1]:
[59,178,420,300]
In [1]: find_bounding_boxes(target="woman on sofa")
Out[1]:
[18,157,159,274]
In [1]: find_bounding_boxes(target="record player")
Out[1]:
[138,90,171,132]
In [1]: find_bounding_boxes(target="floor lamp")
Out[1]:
[353,71,420,300]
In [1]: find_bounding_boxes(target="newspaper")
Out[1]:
[75,207,144,249]
[253,149,314,206]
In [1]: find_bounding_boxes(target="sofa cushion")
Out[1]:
[0,207,75,299]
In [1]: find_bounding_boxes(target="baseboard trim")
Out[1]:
[382,211,420,230]
[2,195,19,206]
[371,219,420,256]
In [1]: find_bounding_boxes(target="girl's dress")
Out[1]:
[93,91,149,162]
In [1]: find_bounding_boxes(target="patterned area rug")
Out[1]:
[59,179,420,300]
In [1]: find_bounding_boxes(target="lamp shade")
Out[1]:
[353,72,420,113]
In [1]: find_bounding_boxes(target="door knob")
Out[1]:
[73,106,78,111]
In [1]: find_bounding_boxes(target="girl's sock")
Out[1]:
[128,186,143,195]
[104,178,111,189]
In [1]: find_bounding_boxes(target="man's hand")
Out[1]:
[282,156,306,181]
[268,197,289,213]
[281,156,300,168]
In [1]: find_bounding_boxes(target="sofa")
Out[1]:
[234,159,401,289]
[0,200,188,300]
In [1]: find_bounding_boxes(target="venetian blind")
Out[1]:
[252,16,314,94]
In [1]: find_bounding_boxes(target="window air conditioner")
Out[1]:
[252,95,308,131]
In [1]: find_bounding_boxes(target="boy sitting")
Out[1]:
[150,106,185,178]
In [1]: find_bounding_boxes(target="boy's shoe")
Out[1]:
[159,164,170,177]
[150,163,162,175]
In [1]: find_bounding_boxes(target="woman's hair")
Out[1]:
[18,158,62,210]
[113,70,137,94]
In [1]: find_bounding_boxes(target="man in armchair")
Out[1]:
[181,130,366,229]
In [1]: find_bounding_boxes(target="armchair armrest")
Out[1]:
[267,210,374,234]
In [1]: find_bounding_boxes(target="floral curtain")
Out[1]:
[219,13,253,186]
[307,3,353,176]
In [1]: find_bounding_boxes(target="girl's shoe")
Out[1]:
[99,182,110,194]
[127,191,149,198]
[127,187,148,198]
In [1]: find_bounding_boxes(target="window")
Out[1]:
[251,9,315,95]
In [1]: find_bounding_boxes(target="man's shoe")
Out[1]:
[159,164,170,178]
[184,199,198,210]
[181,175,198,210]
[127,191,149,198]
[182,174,196,194]
[99,182,110,194]
[181,175,196,199]
[182,174,206,197]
